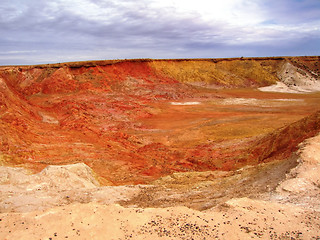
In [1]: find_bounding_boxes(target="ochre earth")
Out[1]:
[0,57,320,185]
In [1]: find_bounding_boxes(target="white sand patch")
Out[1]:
[38,111,59,124]
[275,98,303,102]
[219,97,304,106]
[220,98,260,105]
[277,133,320,209]
[171,101,201,105]
[259,62,320,93]
[259,82,316,94]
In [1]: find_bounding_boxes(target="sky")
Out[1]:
[0,0,320,65]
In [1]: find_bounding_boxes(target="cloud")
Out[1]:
[260,0,320,24]
[0,0,319,65]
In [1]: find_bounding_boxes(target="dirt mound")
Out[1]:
[0,163,140,213]
[0,162,100,189]
[259,60,320,93]
[38,163,101,189]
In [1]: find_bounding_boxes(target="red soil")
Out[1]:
[0,57,319,185]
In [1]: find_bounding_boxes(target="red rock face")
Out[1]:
[0,58,319,185]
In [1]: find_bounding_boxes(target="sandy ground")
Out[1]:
[1,134,320,239]
[1,199,319,240]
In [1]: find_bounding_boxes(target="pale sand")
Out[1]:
[171,102,201,105]
[0,197,319,239]
[259,62,320,93]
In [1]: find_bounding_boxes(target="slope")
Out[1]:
[0,57,319,185]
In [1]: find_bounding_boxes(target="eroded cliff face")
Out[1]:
[0,56,319,184]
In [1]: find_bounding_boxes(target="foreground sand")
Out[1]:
[1,134,320,239]
[1,198,319,240]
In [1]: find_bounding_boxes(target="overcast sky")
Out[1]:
[1,0,319,65]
